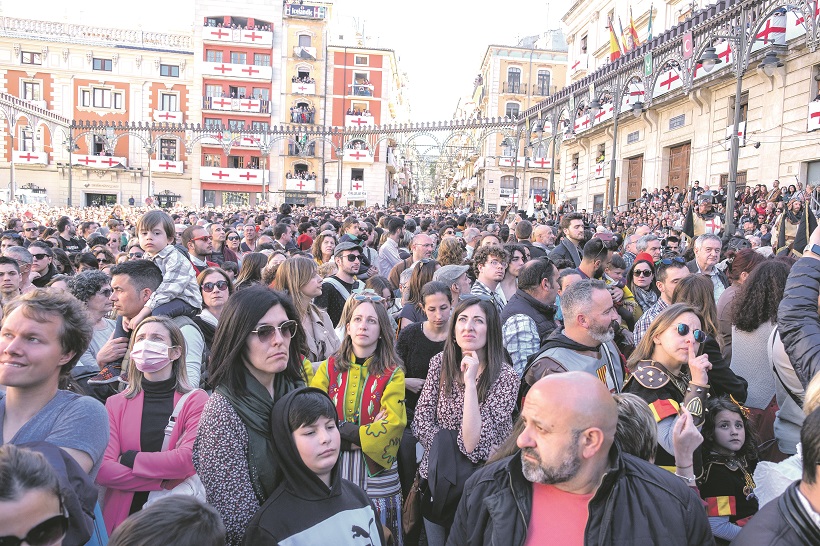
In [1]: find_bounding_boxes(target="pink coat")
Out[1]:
[96,388,208,534]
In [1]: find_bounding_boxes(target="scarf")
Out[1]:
[632,286,659,312]
[561,238,582,267]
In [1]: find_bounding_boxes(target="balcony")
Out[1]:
[349,83,374,97]
[291,81,316,95]
[284,3,329,19]
[573,113,591,133]
[203,61,272,80]
[203,96,270,114]
[287,143,316,156]
[529,157,552,169]
[532,85,557,97]
[200,133,265,148]
[152,110,184,123]
[502,81,523,94]
[71,154,127,168]
[290,107,315,124]
[12,150,48,165]
[498,157,526,168]
[344,148,373,163]
[285,177,317,192]
[150,159,183,174]
[200,166,264,184]
[293,46,317,60]
[809,101,820,132]
[203,26,273,46]
[345,114,374,128]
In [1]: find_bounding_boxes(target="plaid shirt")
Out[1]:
[633,298,669,346]
[471,280,506,314]
[502,313,540,375]
[145,245,203,310]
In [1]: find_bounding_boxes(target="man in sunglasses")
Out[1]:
[182,226,217,276]
[21,220,39,248]
[633,257,691,345]
[28,241,57,288]
[315,242,365,328]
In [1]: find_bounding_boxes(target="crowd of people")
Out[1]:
[285,170,318,181]
[291,75,316,84]
[346,107,373,117]
[205,21,273,32]
[289,104,316,124]
[1,191,820,545]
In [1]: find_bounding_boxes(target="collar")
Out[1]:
[190,255,207,266]
[151,245,176,259]
[797,487,820,528]
[515,289,555,315]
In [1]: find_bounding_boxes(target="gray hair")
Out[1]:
[560,278,609,321]
[463,227,481,244]
[694,233,721,250]
[67,270,111,303]
[635,234,659,252]
[3,246,32,265]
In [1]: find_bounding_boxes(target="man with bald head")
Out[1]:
[449,372,712,545]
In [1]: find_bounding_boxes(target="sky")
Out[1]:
[0,0,570,121]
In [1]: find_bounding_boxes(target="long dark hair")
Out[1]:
[702,396,759,461]
[406,260,439,307]
[732,260,790,332]
[208,286,307,396]
[440,296,507,403]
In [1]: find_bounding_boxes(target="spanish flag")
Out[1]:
[609,18,623,61]
[649,398,680,422]
[706,496,737,517]
[629,8,642,48]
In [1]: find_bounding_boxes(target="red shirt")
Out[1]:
[524,483,594,546]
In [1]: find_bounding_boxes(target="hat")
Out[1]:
[333,241,361,257]
[433,264,470,286]
[633,252,654,266]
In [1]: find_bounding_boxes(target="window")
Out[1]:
[251,121,269,131]
[580,35,588,54]
[227,119,244,131]
[597,143,606,163]
[160,138,177,161]
[354,55,368,65]
[593,194,605,212]
[536,70,551,96]
[505,102,520,119]
[206,50,223,63]
[227,155,244,168]
[248,156,260,169]
[160,64,180,77]
[572,153,579,170]
[729,91,749,123]
[252,87,269,101]
[500,175,516,189]
[669,114,686,130]
[223,192,249,206]
[204,118,221,129]
[627,130,640,144]
[719,171,747,190]
[203,190,216,206]
[298,34,312,47]
[79,87,124,110]
[253,53,271,66]
[351,168,364,180]
[230,52,247,64]
[228,85,246,98]
[204,154,221,167]
[507,67,521,93]
[22,82,41,101]
[93,58,112,71]
[21,52,41,65]
[160,93,178,111]
[530,177,548,191]
[205,85,223,97]
[19,126,34,151]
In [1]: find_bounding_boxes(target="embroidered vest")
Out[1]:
[326,356,395,425]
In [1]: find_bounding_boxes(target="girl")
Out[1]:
[698,396,760,544]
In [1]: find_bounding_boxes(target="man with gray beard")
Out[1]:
[448,373,713,545]
[520,279,625,396]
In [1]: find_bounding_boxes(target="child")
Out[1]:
[243,387,385,545]
[698,396,760,545]
[605,253,639,328]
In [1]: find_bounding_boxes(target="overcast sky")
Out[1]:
[1,0,570,121]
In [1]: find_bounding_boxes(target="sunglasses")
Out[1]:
[0,506,68,546]
[676,323,706,343]
[658,257,686,266]
[251,319,298,343]
[352,293,384,303]
[202,280,229,292]
[23,227,38,232]
[633,269,653,278]
[29,253,49,260]
[342,254,362,262]
[128,252,144,258]
[227,235,240,241]
[191,235,213,242]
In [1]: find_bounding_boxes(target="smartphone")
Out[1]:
[456,232,463,238]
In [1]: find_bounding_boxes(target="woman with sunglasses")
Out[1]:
[92,245,117,268]
[624,303,712,470]
[193,267,234,353]
[311,231,337,266]
[626,252,660,316]
[225,230,242,258]
[97,317,208,534]
[194,287,309,545]
[67,270,117,382]
[310,294,406,543]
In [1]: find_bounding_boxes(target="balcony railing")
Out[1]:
[152,110,184,123]
[71,154,127,169]
[349,83,374,97]
[12,150,48,165]
[150,159,183,174]
[203,61,272,79]
[288,143,316,156]
[502,81,523,94]
[203,26,273,46]
[291,81,316,95]
[532,85,557,97]
[203,96,270,114]
[200,166,264,184]
[290,110,315,124]
[200,134,265,148]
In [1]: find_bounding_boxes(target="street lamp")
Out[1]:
[760,51,784,77]
[502,135,520,211]
[631,101,644,118]
[587,98,602,120]
[699,46,721,73]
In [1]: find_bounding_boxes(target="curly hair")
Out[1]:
[471,244,509,279]
[67,270,110,303]
[732,259,790,332]
[436,237,465,267]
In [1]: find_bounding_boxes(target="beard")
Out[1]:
[589,320,615,344]
[520,436,582,484]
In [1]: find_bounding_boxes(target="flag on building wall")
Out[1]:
[609,18,623,61]
[619,16,631,52]
[629,8,642,47]
[647,3,654,41]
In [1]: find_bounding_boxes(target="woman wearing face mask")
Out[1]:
[96,317,208,534]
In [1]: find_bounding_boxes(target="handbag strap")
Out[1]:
[160,390,197,452]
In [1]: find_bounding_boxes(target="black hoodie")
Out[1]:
[243,387,385,546]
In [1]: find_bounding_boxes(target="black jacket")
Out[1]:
[500,289,556,344]
[731,482,820,546]
[686,259,729,288]
[702,334,748,402]
[518,240,546,260]
[447,446,713,546]
[778,257,820,388]
[549,238,582,267]
[31,263,57,288]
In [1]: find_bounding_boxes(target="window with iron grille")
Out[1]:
[627,131,640,144]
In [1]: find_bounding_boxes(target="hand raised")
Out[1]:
[687,340,711,385]
[461,350,480,382]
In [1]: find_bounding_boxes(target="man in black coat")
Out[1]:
[549,212,585,267]
[515,220,546,259]
[448,372,712,546]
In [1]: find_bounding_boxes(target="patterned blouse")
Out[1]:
[411,352,519,479]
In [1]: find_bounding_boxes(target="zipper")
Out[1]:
[510,472,528,543]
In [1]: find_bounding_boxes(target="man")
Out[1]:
[633,257,691,344]
[28,241,57,288]
[462,227,481,259]
[692,194,724,237]
[182,226,217,275]
[4,218,22,233]
[0,257,21,303]
[21,219,38,247]
[208,222,238,265]
[388,233,434,291]
[621,234,639,270]
[664,235,681,255]
[272,223,292,253]
[470,244,510,314]
[524,279,624,394]
[377,217,405,275]
[768,179,783,202]
[449,372,713,545]
[91,260,206,391]
[501,258,559,375]
[687,234,729,301]
[433,264,472,301]
[635,234,662,262]
[577,238,612,280]
[549,213,585,267]
[56,216,84,254]
[240,223,258,253]
[315,242,365,327]
[0,289,109,476]
[0,233,22,254]
[532,224,555,255]
[688,179,704,202]
[358,221,380,280]
[515,220,546,259]
[4,246,34,294]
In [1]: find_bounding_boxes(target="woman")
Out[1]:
[672,274,749,402]
[436,238,465,267]
[626,252,659,315]
[193,267,233,352]
[272,256,340,366]
[411,297,519,543]
[397,259,439,333]
[96,317,208,533]
[499,243,527,302]
[624,303,712,469]
[67,270,116,378]
[74,252,99,272]
[310,295,406,544]
[234,252,268,291]
[225,230,242,256]
[193,287,309,545]
[716,248,765,360]
[312,231,337,265]
[92,246,117,268]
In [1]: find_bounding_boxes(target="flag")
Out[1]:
[682,203,695,241]
[619,16,631,52]
[609,18,623,61]
[630,8,642,47]
[792,206,818,257]
[706,496,737,517]
[647,3,654,41]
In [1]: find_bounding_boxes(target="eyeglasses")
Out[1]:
[191,235,213,242]
[633,269,653,278]
[444,231,454,236]
[487,260,507,268]
[202,280,229,292]
[251,319,298,343]
[23,227,37,232]
[658,257,686,266]
[0,503,68,546]
[343,254,362,262]
[29,253,49,260]
[227,235,240,241]
[97,258,111,265]
[676,323,706,343]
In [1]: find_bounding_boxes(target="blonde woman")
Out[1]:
[96,317,208,534]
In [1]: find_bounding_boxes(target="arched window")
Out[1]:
[298,34,311,47]
[536,70,551,96]
[530,177,548,193]
[505,102,520,119]
[507,67,521,92]
[500,175,517,189]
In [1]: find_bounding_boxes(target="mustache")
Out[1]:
[521,447,541,463]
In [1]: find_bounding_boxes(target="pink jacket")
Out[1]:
[96,388,208,534]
